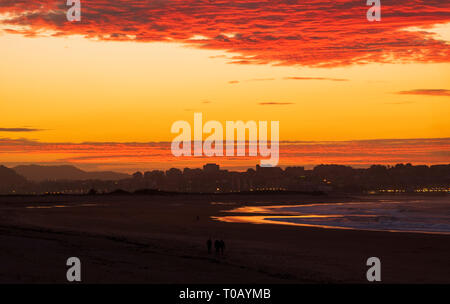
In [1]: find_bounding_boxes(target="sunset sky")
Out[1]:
[0,0,449,172]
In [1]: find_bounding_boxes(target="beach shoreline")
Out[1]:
[0,193,449,283]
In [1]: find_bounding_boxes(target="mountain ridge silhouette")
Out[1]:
[13,164,130,182]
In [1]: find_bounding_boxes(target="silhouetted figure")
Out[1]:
[207,238,212,254]
[219,240,225,255]
[214,239,220,255]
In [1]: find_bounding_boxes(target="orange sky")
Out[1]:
[0,1,449,171]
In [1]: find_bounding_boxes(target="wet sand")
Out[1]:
[0,193,449,283]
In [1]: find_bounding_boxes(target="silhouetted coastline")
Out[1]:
[0,163,449,195]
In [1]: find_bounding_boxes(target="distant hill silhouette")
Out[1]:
[13,165,130,182]
[0,165,27,192]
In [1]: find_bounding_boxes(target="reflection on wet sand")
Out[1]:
[213,201,450,235]
[26,203,100,209]
[213,214,350,229]
[213,204,350,230]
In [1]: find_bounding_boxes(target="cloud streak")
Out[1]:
[0,127,42,132]
[0,1,449,67]
[284,77,349,82]
[258,102,294,105]
[396,89,450,96]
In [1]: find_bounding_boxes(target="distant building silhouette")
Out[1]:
[203,163,220,173]
[0,163,449,195]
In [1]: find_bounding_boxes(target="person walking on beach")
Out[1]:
[207,238,212,254]
[214,239,220,255]
[219,239,225,255]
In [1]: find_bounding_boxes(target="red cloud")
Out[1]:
[0,138,448,171]
[0,1,449,67]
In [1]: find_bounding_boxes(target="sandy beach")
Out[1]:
[0,193,449,283]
